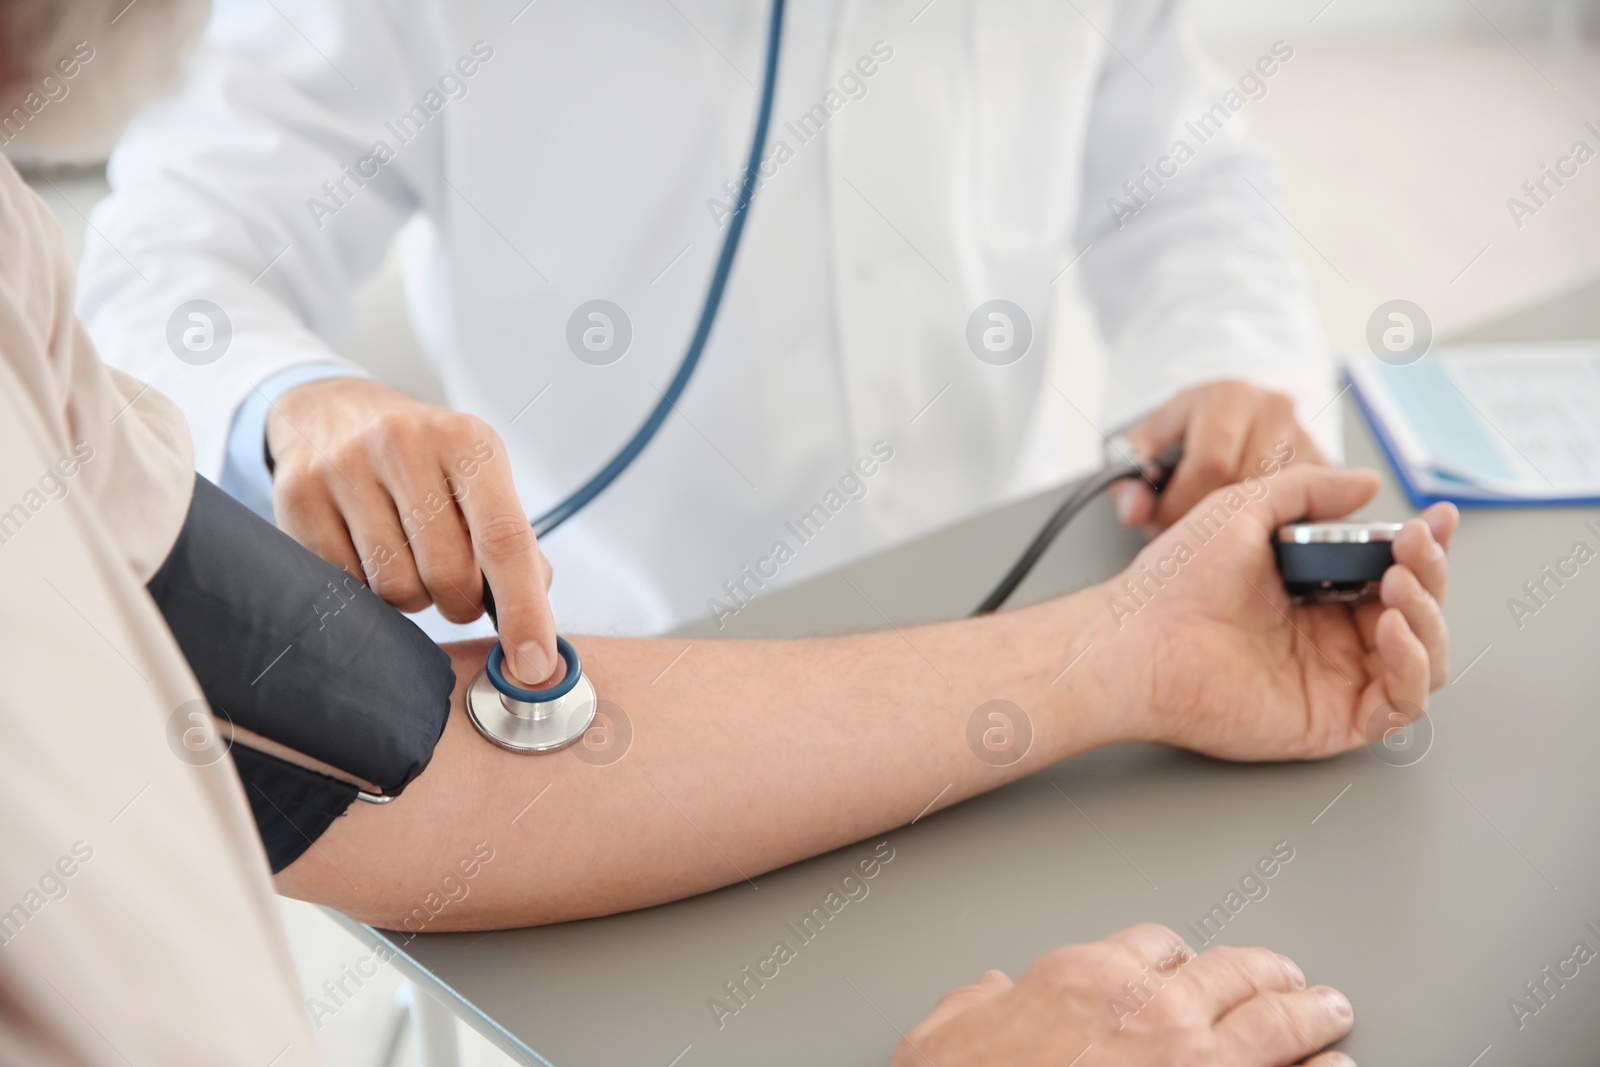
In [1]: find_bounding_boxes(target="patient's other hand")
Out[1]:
[895,924,1354,1067]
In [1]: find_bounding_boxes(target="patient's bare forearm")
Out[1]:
[275,589,1124,929]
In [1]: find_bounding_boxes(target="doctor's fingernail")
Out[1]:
[512,641,552,685]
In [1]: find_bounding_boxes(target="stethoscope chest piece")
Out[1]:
[466,636,596,753]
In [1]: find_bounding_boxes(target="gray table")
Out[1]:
[337,277,1600,1067]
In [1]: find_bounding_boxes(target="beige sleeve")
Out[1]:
[0,158,325,1065]
[0,156,194,580]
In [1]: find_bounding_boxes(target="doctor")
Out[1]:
[79,0,1331,682]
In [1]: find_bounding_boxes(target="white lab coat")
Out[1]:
[78,0,1334,636]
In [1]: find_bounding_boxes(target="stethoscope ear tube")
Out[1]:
[525,0,786,541]
[466,0,787,753]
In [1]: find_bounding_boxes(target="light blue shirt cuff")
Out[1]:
[220,362,364,522]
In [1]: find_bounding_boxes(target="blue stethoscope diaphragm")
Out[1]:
[466,636,597,752]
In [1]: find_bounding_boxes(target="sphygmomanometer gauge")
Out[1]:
[1274,521,1403,604]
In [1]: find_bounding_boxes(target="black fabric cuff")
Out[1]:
[146,474,454,796]
[230,744,359,873]
[146,473,456,870]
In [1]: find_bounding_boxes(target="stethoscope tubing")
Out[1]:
[475,0,787,731]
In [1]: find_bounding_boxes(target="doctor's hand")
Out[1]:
[266,377,560,685]
[894,924,1355,1067]
[1108,380,1325,531]
[1104,464,1457,764]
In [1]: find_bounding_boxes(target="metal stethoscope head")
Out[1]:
[466,634,598,753]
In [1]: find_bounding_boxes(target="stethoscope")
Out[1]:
[466,0,788,752]
[465,0,1188,752]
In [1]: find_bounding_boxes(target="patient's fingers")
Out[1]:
[1252,466,1381,529]
[1391,517,1448,604]
[1380,564,1447,686]
[1102,923,1195,974]
[1297,1052,1357,1066]
[1374,607,1429,712]
[904,969,1013,1041]
[1422,500,1459,555]
[1181,945,1306,1019]
[1354,506,1454,654]
[1214,986,1354,1067]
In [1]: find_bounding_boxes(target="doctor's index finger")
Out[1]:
[1122,388,1199,458]
[457,448,559,685]
[1152,387,1255,525]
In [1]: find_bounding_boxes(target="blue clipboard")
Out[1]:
[1346,369,1600,509]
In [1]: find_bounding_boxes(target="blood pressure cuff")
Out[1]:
[147,474,456,872]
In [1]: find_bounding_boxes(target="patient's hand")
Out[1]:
[896,924,1354,1067]
[1103,464,1456,762]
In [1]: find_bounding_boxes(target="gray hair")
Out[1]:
[0,0,208,167]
